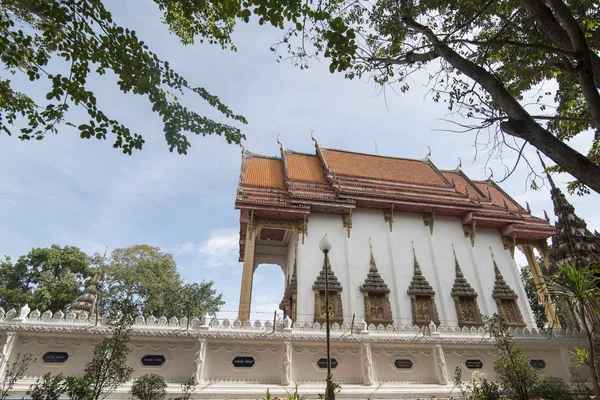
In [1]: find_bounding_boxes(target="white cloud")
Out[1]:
[174,228,240,268]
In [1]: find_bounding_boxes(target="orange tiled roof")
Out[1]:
[286,153,327,183]
[475,182,522,213]
[243,157,285,189]
[442,171,487,202]
[322,149,449,187]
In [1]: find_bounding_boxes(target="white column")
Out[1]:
[282,341,292,385]
[195,338,207,384]
[362,343,374,386]
[425,233,448,324]
[433,343,449,385]
[466,244,490,316]
[386,230,403,323]
[0,332,17,382]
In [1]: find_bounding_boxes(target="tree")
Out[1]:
[83,304,135,400]
[130,374,167,400]
[0,353,35,400]
[101,245,224,317]
[544,262,600,397]
[0,245,91,311]
[520,265,548,329]
[0,0,247,154]
[28,373,65,400]
[487,315,538,400]
[211,0,600,194]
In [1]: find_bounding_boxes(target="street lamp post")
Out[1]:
[319,234,335,400]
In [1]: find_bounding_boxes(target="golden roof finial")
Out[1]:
[311,130,317,144]
[369,238,377,272]
[452,243,462,276]
[426,146,432,158]
[456,157,462,169]
[276,134,283,149]
[490,247,501,277]
[412,241,422,274]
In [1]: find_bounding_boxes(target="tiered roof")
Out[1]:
[236,138,555,260]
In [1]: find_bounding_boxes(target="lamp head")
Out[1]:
[319,234,332,253]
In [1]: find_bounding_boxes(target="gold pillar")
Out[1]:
[238,222,260,322]
[519,244,558,327]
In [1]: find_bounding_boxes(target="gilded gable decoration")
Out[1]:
[407,242,440,327]
[462,221,476,247]
[383,206,394,232]
[422,210,435,235]
[490,248,526,327]
[501,235,516,259]
[359,239,393,326]
[342,210,352,238]
[312,255,344,325]
[280,250,298,322]
[450,244,483,327]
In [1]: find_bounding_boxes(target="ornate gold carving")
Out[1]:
[462,221,476,247]
[342,211,352,238]
[279,249,298,322]
[383,205,394,232]
[407,242,440,326]
[450,244,483,327]
[501,235,516,259]
[422,211,435,235]
[312,257,344,324]
[490,248,526,327]
[360,239,393,326]
[520,244,558,327]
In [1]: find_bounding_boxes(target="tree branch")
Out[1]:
[401,15,600,193]
[544,0,600,129]
[519,0,600,88]
[369,49,438,65]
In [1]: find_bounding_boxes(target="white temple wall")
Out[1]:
[298,211,535,327]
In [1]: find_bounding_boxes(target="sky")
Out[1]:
[1,1,599,321]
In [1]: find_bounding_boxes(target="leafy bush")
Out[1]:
[533,376,576,400]
[130,374,167,400]
[27,373,64,400]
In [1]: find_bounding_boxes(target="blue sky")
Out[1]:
[1,1,598,320]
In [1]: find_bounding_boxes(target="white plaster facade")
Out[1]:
[0,312,589,399]
[282,210,535,328]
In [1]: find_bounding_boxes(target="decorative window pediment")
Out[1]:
[359,239,393,326]
[312,257,344,324]
[407,243,440,326]
[450,244,483,327]
[490,248,525,327]
[279,255,298,322]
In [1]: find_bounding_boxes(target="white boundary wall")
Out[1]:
[0,313,590,399]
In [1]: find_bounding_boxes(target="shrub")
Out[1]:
[130,374,167,400]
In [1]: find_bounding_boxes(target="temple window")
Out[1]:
[360,239,393,326]
[490,248,526,328]
[450,244,483,327]
[312,258,344,325]
[407,243,440,327]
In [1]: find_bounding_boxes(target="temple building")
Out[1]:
[235,137,557,327]
[0,138,596,399]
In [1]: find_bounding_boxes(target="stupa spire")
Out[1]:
[537,152,600,271]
